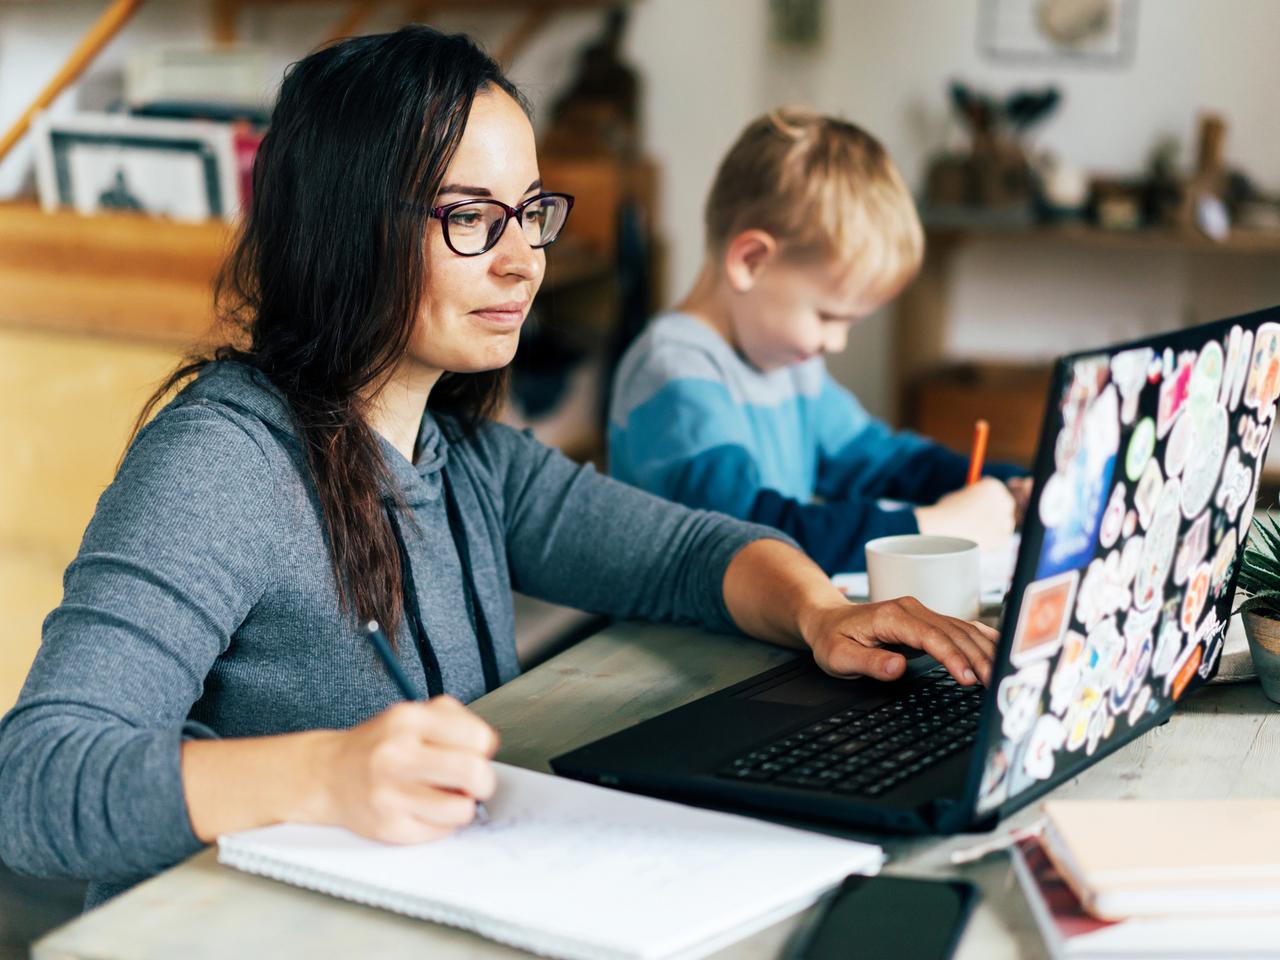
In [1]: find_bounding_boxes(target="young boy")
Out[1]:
[608,108,1027,573]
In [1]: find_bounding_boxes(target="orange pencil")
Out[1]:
[966,419,989,486]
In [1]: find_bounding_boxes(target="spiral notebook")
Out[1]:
[217,763,884,960]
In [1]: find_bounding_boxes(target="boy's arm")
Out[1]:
[611,377,921,573]
[813,373,1024,504]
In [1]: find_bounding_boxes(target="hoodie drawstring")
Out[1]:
[384,469,501,698]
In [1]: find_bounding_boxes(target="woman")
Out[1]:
[0,27,996,908]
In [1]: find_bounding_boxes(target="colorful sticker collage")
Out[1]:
[976,322,1280,814]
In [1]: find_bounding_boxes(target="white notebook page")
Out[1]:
[218,762,883,960]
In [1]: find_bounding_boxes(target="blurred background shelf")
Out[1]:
[896,222,1280,488]
[0,201,229,345]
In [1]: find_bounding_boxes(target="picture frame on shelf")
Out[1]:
[33,111,242,222]
[978,0,1139,67]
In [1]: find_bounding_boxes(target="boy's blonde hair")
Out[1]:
[705,107,924,301]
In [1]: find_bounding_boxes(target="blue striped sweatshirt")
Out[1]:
[608,312,1022,573]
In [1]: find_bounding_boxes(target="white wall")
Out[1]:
[4,0,1280,419]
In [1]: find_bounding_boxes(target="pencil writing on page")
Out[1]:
[364,620,491,825]
[966,419,989,486]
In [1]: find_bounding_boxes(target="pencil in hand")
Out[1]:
[364,620,491,825]
[966,419,989,487]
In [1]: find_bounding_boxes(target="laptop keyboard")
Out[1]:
[716,668,983,798]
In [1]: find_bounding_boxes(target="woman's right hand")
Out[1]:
[310,695,499,844]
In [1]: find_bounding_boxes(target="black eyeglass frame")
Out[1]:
[428,192,576,257]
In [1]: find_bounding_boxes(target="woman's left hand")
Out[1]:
[799,596,998,686]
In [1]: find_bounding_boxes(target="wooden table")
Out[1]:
[34,621,1280,960]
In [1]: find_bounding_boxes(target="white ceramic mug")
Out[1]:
[864,534,981,620]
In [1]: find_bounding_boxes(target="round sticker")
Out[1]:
[1189,340,1224,401]
[1126,417,1156,481]
[1181,404,1228,518]
[1038,473,1068,529]
[1099,484,1125,549]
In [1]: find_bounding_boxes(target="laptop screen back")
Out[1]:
[972,308,1280,819]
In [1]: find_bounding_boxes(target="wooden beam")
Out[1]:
[0,0,146,165]
[211,0,243,46]
[404,0,439,22]
[495,5,551,68]
[322,0,380,45]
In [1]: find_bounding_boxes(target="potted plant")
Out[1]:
[1234,511,1280,703]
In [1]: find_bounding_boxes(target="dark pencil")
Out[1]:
[365,619,419,701]
[364,619,490,824]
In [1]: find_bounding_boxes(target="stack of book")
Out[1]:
[1011,800,1280,959]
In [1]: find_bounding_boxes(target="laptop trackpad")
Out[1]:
[742,671,852,707]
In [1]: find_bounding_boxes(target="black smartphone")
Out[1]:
[785,874,978,960]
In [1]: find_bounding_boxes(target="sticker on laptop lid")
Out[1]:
[1111,347,1153,425]
[1180,403,1228,519]
[1127,683,1153,727]
[1125,417,1156,481]
[976,740,1012,811]
[1048,630,1086,716]
[1245,322,1280,411]
[997,659,1050,741]
[1085,698,1107,755]
[1198,614,1227,680]
[1157,351,1195,438]
[1180,562,1212,633]
[1210,528,1239,599]
[1010,571,1079,666]
[1222,326,1249,411]
[1173,511,1210,586]
[1098,484,1125,549]
[1037,381,1119,577]
[1108,633,1152,716]
[1167,639,1204,700]
[1217,448,1252,522]
[1164,410,1193,479]
[1190,340,1224,401]
[1150,604,1184,678]
[1065,685,1102,752]
[1133,478,1180,611]
[1023,714,1066,781]
[1134,458,1163,529]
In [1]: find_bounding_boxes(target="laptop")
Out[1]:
[552,306,1280,834]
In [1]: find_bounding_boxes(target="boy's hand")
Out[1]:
[1006,476,1033,527]
[914,477,1014,550]
[800,596,996,686]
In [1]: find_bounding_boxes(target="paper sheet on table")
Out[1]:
[218,763,883,960]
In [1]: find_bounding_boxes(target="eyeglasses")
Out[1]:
[428,192,575,257]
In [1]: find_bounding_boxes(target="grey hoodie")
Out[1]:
[0,361,784,908]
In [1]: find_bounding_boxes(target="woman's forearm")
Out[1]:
[721,538,848,648]
[181,731,335,842]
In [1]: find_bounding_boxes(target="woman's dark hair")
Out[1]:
[131,26,529,640]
